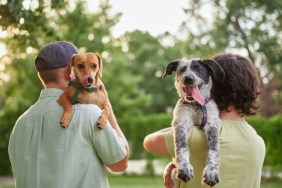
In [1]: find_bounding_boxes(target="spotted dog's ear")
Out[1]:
[162,59,181,78]
[201,59,225,83]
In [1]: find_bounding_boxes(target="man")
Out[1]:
[8,41,129,188]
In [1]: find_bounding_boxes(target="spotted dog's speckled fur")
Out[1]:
[163,58,225,187]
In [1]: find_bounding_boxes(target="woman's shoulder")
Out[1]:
[220,119,265,155]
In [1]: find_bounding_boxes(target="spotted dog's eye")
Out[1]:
[77,64,84,69]
[179,66,187,73]
[192,64,203,73]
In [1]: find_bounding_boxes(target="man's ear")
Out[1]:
[162,59,180,78]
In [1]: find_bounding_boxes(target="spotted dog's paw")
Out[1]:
[178,163,194,182]
[202,165,220,187]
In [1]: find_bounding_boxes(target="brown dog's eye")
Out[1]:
[91,64,98,69]
[78,64,84,69]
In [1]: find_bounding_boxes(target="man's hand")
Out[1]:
[163,162,176,188]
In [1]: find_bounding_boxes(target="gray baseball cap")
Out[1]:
[35,41,78,72]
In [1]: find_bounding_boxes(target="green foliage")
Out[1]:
[123,30,180,114]
[248,115,282,169]
[0,55,42,174]
[0,0,69,49]
[119,113,172,159]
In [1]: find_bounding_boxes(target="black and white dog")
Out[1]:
[163,58,225,187]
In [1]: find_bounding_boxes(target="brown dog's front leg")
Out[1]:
[97,104,110,129]
[57,94,73,128]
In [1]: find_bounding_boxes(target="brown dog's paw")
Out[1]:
[60,121,69,128]
[60,120,69,128]
[97,117,107,130]
[60,115,71,128]
[97,122,106,130]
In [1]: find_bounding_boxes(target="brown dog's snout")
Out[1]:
[87,76,93,84]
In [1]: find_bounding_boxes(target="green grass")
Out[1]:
[109,175,164,188]
[109,175,282,188]
[1,175,282,188]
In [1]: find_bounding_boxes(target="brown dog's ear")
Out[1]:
[65,54,76,81]
[162,59,181,78]
[96,53,103,78]
[201,59,225,83]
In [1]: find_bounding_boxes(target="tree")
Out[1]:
[122,30,183,114]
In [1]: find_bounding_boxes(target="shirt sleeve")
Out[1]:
[165,130,175,157]
[92,122,127,165]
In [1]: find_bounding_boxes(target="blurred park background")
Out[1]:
[0,0,282,187]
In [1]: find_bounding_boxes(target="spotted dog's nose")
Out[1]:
[184,76,195,85]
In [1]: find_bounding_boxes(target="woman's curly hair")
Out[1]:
[210,53,261,116]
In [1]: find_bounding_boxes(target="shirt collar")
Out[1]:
[39,88,64,100]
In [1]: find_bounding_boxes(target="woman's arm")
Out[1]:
[143,127,172,157]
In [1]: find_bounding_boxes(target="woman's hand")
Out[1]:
[163,162,176,188]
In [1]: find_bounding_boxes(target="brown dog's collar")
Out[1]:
[68,81,100,92]
[68,81,100,104]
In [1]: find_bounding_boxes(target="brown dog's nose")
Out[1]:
[87,77,93,84]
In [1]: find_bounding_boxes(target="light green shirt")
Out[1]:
[8,88,127,188]
[165,120,265,188]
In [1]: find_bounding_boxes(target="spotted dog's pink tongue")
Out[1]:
[185,86,205,106]
[192,86,205,106]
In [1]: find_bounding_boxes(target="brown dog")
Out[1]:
[57,52,110,129]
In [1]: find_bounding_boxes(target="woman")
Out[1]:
[143,53,265,188]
